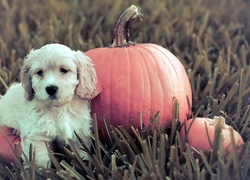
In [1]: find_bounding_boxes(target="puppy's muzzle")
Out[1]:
[46,85,58,98]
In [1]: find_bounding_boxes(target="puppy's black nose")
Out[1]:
[46,85,58,96]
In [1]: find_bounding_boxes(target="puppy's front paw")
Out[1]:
[36,154,51,168]
[22,141,52,168]
[72,140,90,160]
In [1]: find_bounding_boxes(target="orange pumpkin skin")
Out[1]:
[86,43,192,130]
[180,117,244,154]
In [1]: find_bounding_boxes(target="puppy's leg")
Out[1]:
[72,135,91,160]
[21,139,51,167]
[72,141,89,160]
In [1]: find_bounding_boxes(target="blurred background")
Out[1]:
[0,0,249,90]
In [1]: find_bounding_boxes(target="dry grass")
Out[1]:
[0,0,250,179]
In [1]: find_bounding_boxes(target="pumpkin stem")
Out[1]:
[110,5,143,47]
[211,116,226,128]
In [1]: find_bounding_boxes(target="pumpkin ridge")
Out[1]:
[109,48,115,121]
[121,48,131,123]
[151,45,189,116]
[150,48,170,122]
[126,47,146,126]
[138,45,166,118]
[144,44,190,122]
[139,47,167,82]
[152,45,187,78]
[136,46,154,117]
[126,47,132,122]
[131,46,152,125]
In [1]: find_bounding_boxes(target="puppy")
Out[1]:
[0,44,97,167]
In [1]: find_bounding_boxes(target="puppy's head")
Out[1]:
[21,43,97,105]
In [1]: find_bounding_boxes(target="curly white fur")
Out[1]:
[0,44,97,167]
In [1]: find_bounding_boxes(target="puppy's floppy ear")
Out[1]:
[21,52,35,101]
[74,50,98,99]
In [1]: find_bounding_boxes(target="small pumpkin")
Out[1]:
[180,116,244,155]
[86,5,192,131]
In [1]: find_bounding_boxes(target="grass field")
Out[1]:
[0,0,250,179]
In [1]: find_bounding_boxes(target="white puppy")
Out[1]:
[0,44,97,167]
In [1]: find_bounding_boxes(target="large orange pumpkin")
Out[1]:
[86,5,192,130]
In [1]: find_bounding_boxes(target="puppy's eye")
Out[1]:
[60,68,69,74]
[36,70,44,77]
